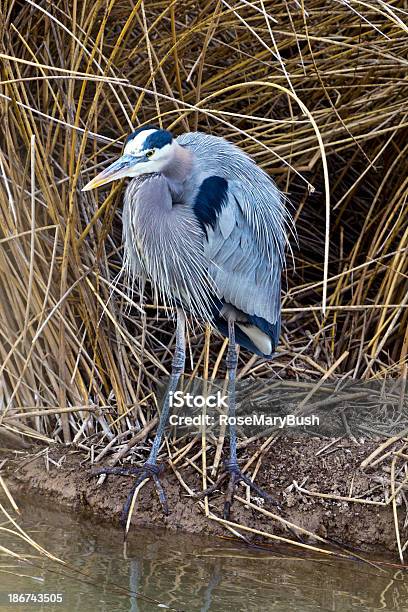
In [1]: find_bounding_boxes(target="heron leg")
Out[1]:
[222,319,279,519]
[145,307,186,466]
[92,309,186,528]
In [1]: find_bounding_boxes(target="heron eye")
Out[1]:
[145,149,155,158]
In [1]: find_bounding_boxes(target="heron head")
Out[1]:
[82,126,174,191]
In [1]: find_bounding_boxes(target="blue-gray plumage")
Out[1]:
[119,129,287,357]
[84,126,288,529]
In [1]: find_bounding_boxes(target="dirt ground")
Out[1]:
[2,435,405,556]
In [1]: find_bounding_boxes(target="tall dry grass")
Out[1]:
[0,0,407,452]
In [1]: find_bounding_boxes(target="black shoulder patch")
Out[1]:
[193,176,228,233]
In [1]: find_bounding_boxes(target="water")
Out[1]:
[1,496,408,612]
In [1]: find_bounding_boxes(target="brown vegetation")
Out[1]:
[0,0,407,561]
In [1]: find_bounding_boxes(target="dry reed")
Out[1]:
[0,0,407,558]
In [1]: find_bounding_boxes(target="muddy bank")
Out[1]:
[2,437,405,554]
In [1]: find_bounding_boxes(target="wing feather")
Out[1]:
[177,131,288,326]
[204,187,283,325]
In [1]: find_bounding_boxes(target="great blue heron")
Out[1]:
[83,126,288,527]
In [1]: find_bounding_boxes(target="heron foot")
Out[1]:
[91,461,168,529]
[198,460,281,520]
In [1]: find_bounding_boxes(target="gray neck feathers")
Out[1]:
[161,142,194,197]
[122,173,214,323]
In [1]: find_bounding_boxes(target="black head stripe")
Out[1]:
[125,127,173,149]
[142,130,173,150]
[125,125,156,144]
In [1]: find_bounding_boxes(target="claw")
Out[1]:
[198,460,280,519]
[91,461,169,532]
[152,473,169,515]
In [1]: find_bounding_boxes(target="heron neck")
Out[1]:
[162,142,193,195]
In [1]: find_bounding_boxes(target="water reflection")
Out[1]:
[1,496,408,611]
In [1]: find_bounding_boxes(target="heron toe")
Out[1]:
[91,461,169,530]
[198,460,280,519]
[222,461,281,519]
